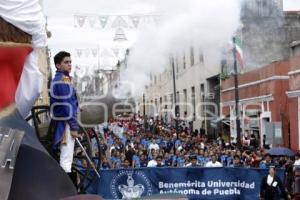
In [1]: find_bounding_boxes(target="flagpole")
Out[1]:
[233,37,241,149]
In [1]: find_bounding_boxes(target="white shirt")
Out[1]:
[294,159,300,166]
[147,160,157,167]
[200,142,205,149]
[148,143,159,151]
[205,161,223,167]
[267,175,274,186]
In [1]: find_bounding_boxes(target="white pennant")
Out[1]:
[91,48,98,57]
[130,16,140,28]
[112,16,128,28]
[76,49,83,57]
[88,16,97,28]
[99,16,109,28]
[77,15,86,27]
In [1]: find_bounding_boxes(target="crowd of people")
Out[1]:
[93,115,298,196]
[95,116,294,168]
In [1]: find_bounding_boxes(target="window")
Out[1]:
[183,89,187,115]
[191,86,196,120]
[160,97,162,110]
[183,54,186,69]
[200,83,205,100]
[199,51,204,63]
[200,84,205,117]
[170,94,173,108]
[190,47,194,66]
[176,91,180,103]
[164,96,168,109]
[176,56,179,73]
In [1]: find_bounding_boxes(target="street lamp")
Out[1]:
[232,37,241,148]
[171,57,179,141]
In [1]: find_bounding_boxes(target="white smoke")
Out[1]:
[121,0,241,97]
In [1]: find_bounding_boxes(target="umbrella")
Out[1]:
[267,147,295,156]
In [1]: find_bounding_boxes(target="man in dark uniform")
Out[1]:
[50,51,80,180]
[260,166,290,200]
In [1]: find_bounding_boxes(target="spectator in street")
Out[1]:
[260,154,274,169]
[229,155,243,167]
[139,154,148,167]
[122,159,131,169]
[100,139,107,156]
[100,157,111,169]
[148,138,159,151]
[205,155,223,167]
[186,155,200,167]
[260,166,290,200]
[156,156,164,167]
[132,151,141,168]
[147,152,158,167]
[293,153,300,168]
[125,145,135,167]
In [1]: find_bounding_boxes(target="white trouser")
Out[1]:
[60,124,75,173]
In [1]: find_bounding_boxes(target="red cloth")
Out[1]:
[0,46,32,109]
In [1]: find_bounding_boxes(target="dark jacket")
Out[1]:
[50,70,79,148]
[260,175,288,200]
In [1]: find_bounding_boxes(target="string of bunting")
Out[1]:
[74,48,127,58]
[73,14,161,29]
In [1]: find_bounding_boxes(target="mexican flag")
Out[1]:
[234,37,244,69]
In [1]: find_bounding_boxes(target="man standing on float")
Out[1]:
[50,51,80,180]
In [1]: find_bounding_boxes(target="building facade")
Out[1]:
[142,47,221,137]
[220,2,300,149]
[287,44,300,150]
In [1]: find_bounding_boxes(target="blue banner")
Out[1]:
[91,167,284,200]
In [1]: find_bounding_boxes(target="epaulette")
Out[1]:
[61,75,71,83]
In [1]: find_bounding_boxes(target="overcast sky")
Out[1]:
[43,0,300,95]
[43,0,300,65]
[43,0,300,61]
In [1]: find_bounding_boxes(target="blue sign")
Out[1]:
[91,167,284,200]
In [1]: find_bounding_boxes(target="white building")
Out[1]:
[142,47,221,135]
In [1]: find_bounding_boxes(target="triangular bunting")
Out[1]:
[99,16,109,28]
[112,16,128,28]
[77,15,86,27]
[76,49,83,57]
[130,16,140,28]
[88,16,97,28]
[91,48,98,57]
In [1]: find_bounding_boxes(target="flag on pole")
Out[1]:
[234,37,244,68]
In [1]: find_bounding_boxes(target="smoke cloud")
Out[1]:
[122,0,241,97]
